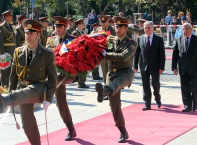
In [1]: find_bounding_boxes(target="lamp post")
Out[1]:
[65,1,68,18]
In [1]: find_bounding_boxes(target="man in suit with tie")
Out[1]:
[95,16,137,143]
[0,10,16,87]
[134,21,165,111]
[46,16,77,141]
[0,19,57,145]
[172,22,197,112]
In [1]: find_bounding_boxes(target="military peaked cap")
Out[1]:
[51,16,68,26]
[22,19,43,32]
[18,13,27,21]
[137,18,147,22]
[113,16,128,26]
[74,18,84,25]
[2,10,12,17]
[39,17,49,22]
[92,22,100,27]
[98,15,110,22]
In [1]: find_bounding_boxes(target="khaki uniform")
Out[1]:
[46,33,74,124]
[7,44,57,145]
[105,36,137,127]
[96,25,116,85]
[66,27,75,35]
[15,25,25,47]
[0,21,16,87]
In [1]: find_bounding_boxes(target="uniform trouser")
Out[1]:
[77,75,87,86]
[92,66,99,79]
[1,65,11,87]
[106,70,133,127]
[56,75,73,124]
[141,71,161,105]
[100,59,108,85]
[4,84,45,145]
[180,74,197,108]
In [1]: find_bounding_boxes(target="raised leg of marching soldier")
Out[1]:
[56,75,76,141]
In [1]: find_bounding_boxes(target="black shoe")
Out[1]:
[95,83,104,103]
[77,84,90,88]
[182,107,192,112]
[104,96,108,100]
[193,107,197,112]
[142,105,151,111]
[156,101,162,108]
[93,77,103,80]
[0,94,7,113]
[65,130,76,141]
[118,127,129,143]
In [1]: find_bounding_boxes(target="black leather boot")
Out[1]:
[65,121,77,141]
[118,126,129,143]
[0,94,7,113]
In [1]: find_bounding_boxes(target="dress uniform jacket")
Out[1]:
[66,27,75,35]
[15,25,25,47]
[72,28,84,37]
[9,43,57,103]
[96,25,116,84]
[105,35,137,127]
[0,21,16,86]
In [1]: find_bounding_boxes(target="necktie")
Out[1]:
[27,50,33,66]
[117,40,120,46]
[186,37,189,50]
[59,38,63,44]
[146,36,151,53]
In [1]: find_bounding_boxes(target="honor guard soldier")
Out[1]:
[46,16,77,141]
[0,10,16,87]
[39,17,49,47]
[72,18,90,88]
[95,16,137,143]
[0,19,57,145]
[97,15,116,100]
[15,13,27,47]
[66,17,75,35]
[90,22,102,80]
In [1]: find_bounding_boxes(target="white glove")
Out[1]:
[103,50,107,56]
[43,101,50,112]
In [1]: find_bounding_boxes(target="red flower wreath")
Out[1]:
[53,34,107,77]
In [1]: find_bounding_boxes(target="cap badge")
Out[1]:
[102,18,104,20]
[56,21,59,24]
[27,24,32,28]
[117,21,121,24]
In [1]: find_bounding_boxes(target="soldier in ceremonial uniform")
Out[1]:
[0,11,16,87]
[0,19,57,145]
[39,17,49,47]
[97,15,116,100]
[128,18,146,39]
[46,16,77,141]
[90,22,102,80]
[95,16,137,143]
[66,17,75,35]
[15,13,27,47]
[72,18,90,88]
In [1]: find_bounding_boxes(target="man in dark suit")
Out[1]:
[95,16,137,143]
[0,19,57,145]
[172,22,197,112]
[134,21,165,111]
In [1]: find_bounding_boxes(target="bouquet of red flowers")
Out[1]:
[53,33,108,77]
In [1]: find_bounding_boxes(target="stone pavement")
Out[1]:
[0,51,197,145]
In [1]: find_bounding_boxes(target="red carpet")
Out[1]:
[17,104,197,145]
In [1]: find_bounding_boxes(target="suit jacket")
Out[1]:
[172,34,197,76]
[9,44,57,103]
[15,25,25,47]
[0,21,15,55]
[134,33,165,72]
